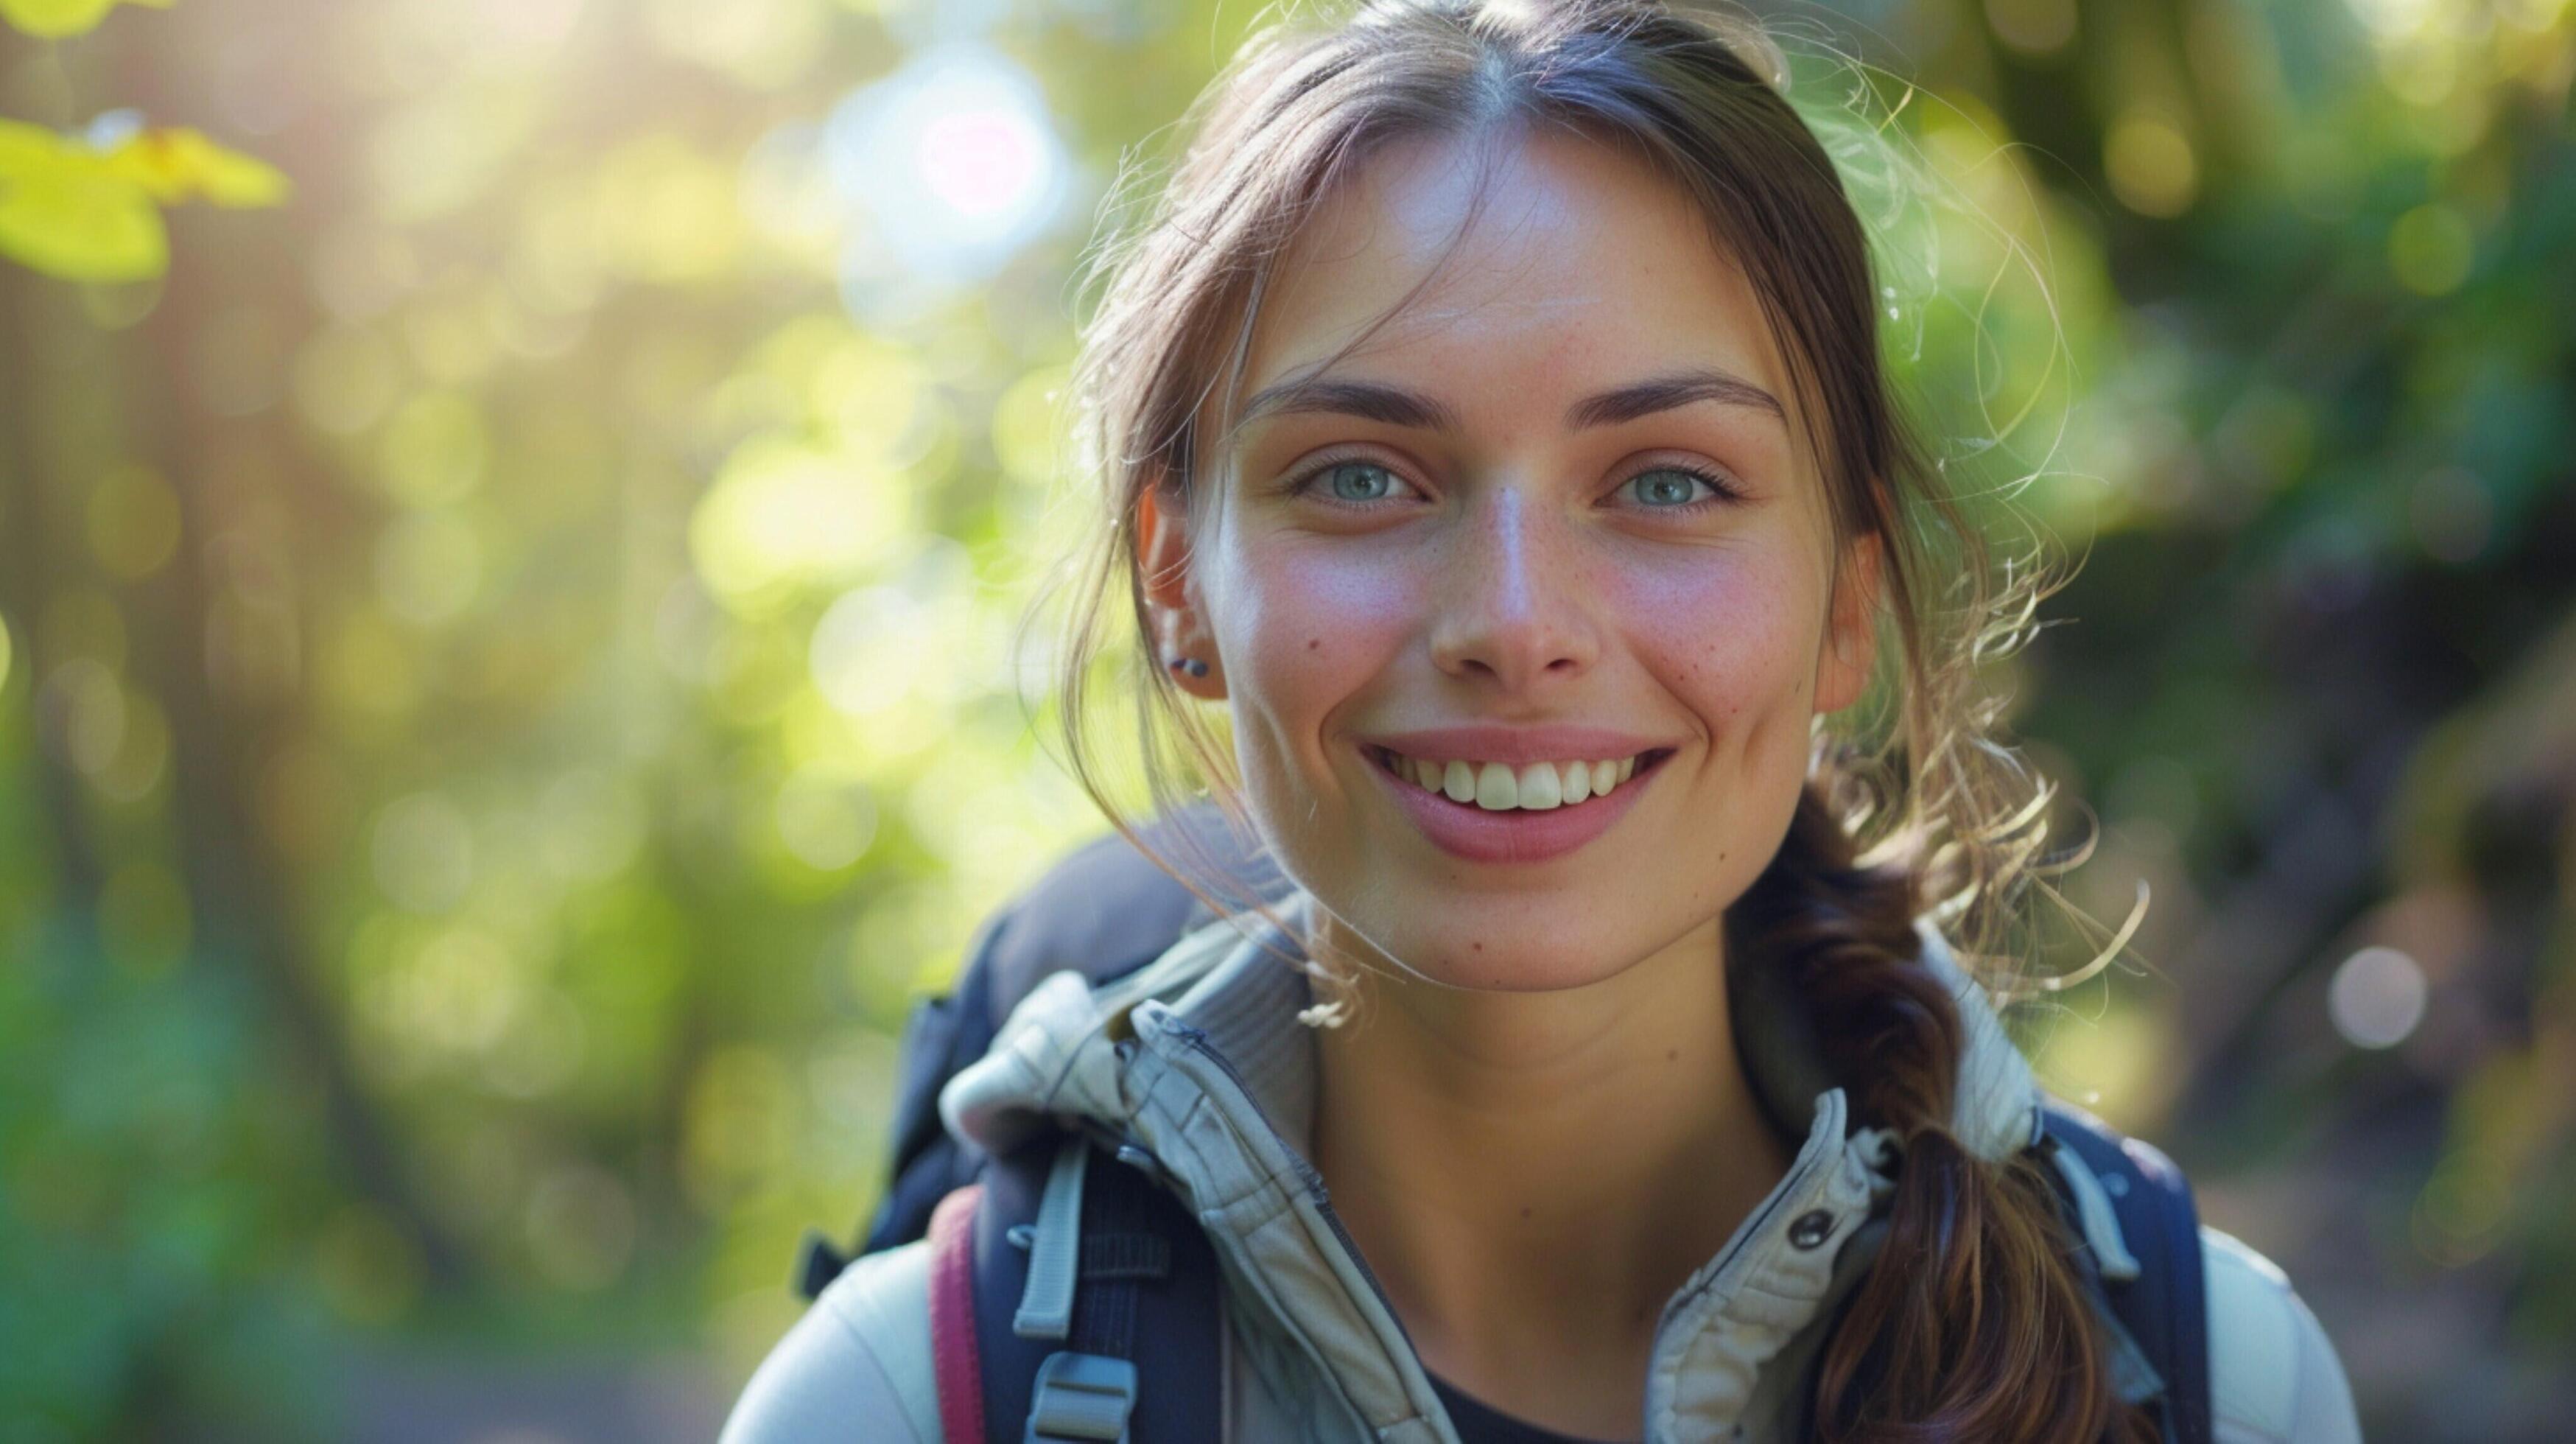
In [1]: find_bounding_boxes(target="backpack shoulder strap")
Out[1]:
[849,804,1288,1269]
[931,1130,1226,1443]
[927,1181,989,1443]
[2037,1098,2214,1444]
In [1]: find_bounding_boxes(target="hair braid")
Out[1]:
[1735,782,2155,1443]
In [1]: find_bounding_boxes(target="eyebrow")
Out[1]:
[1233,365,1788,437]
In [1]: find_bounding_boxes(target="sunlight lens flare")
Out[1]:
[822,44,1067,309]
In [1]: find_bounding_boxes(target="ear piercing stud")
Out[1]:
[1167,656,1209,678]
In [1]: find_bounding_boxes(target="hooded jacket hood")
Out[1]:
[936,886,2062,1442]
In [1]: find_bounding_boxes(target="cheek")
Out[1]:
[1614,545,1821,733]
[1212,533,1419,727]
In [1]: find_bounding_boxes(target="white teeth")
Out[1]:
[1386,750,1647,811]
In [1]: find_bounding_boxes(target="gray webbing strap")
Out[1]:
[2046,1139,2144,1283]
[1012,1135,1091,1339]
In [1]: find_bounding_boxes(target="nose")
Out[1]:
[1425,483,1602,693]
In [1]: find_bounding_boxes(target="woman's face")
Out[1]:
[1141,128,1881,992]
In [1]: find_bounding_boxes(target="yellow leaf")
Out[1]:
[0,119,166,281]
[106,126,289,208]
[0,119,59,174]
[0,0,169,40]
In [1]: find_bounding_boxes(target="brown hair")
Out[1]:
[1026,0,2150,1437]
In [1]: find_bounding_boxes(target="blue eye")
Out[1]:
[1319,461,1397,502]
[1618,466,1740,512]
[1289,459,1414,508]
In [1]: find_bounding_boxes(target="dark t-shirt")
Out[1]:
[1425,1368,1631,1444]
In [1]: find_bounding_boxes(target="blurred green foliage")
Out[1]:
[0,0,2568,1438]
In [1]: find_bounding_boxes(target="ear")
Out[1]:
[1812,528,1884,716]
[1137,480,1226,701]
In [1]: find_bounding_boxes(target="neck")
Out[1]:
[1306,910,1797,1438]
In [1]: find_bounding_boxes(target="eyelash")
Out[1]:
[1283,454,1746,516]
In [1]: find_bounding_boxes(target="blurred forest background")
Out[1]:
[0,0,2568,1438]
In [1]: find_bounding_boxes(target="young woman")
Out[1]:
[727,1,2361,1439]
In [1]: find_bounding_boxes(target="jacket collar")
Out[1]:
[939,886,2045,1442]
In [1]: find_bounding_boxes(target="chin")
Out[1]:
[1313,894,1653,995]
[1401,943,1629,993]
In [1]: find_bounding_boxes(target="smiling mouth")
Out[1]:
[1365,744,1677,812]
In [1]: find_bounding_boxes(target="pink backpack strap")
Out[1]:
[926,1182,987,1444]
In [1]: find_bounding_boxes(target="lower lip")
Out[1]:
[1364,747,1665,866]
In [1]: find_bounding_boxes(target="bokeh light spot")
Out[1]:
[40,656,127,778]
[525,1163,638,1291]
[292,323,406,435]
[2330,945,2429,1049]
[682,1047,796,1213]
[773,769,879,872]
[375,509,485,625]
[89,684,170,805]
[375,390,490,508]
[85,463,183,581]
[594,133,746,284]
[2105,111,2199,217]
[371,791,477,913]
[2388,203,2475,295]
[645,0,824,91]
[408,925,522,1052]
[538,767,649,883]
[824,44,1068,304]
[688,435,910,616]
[990,364,1070,491]
[2413,1151,2511,1265]
[1985,0,2077,57]
[320,606,424,720]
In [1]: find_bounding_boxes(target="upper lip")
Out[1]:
[1358,724,1680,766]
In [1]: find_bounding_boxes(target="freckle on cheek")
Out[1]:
[1307,637,1320,651]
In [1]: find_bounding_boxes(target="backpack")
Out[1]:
[793,804,2213,1444]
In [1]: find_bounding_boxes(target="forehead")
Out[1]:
[1232,126,1799,441]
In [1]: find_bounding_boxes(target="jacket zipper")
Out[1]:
[1647,1139,1820,1340]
